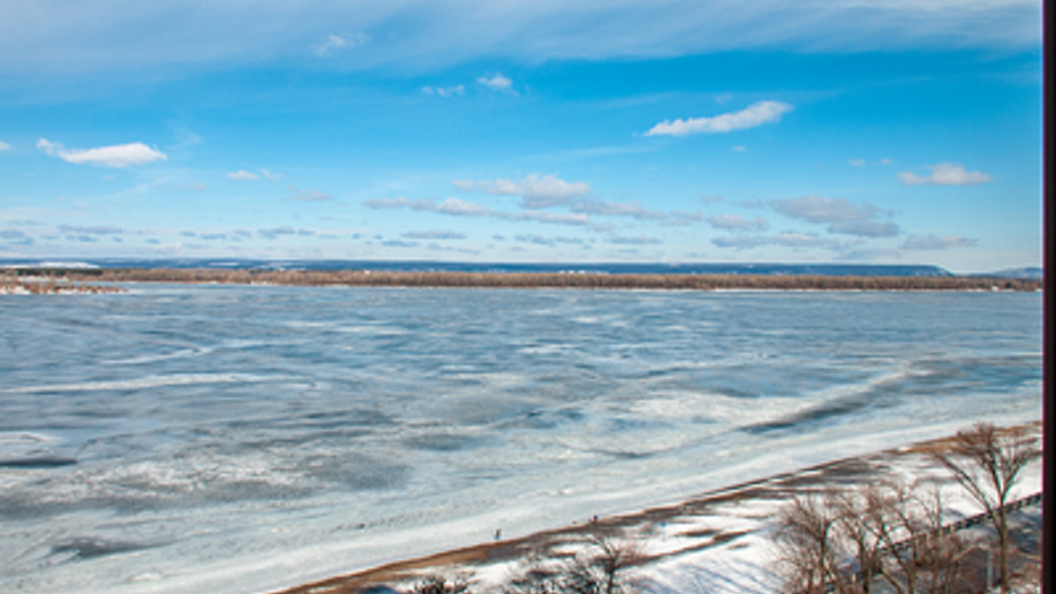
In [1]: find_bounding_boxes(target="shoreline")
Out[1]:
[266,422,1043,594]
[0,278,126,295]
[8,268,1044,292]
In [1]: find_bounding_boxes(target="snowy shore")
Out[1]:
[270,422,1043,594]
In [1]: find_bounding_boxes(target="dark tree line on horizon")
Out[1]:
[22,267,1043,292]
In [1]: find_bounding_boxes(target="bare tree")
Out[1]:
[505,534,641,594]
[411,575,470,594]
[583,534,641,594]
[832,485,892,593]
[928,423,1040,594]
[866,479,973,594]
[775,490,851,594]
[776,479,978,594]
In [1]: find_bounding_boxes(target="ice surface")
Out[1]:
[0,287,1042,593]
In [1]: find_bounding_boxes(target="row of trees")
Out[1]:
[68,268,1042,291]
[775,423,1041,594]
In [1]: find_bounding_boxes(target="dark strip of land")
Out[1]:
[33,268,1044,291]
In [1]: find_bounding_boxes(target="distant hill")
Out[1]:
[971,267,1043,280]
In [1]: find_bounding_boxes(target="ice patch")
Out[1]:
[2,373,278,394]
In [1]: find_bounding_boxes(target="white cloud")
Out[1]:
[227,170,259,180]
[732,146,747,152]
[0,229,32,246]
[609,235,661,245]
[898,162,994,186]
[517,210,591,226]
[474,174,592,208]
[58,224,123,235]
[295,191,333,202]
[362,195,596,227]
[879,158,893,165]
[711,230,852,251]
[313,34,347,56]
[0,141,10,151]
[422,85,465,97]
[366,196,501,217]
[37,138,167,168]
[645,101,793,137]
[260,168,282,180]
[514,234,585,246]
[571,199,666,220]
[452,179,475,191]
[287,186,334,201]
[363,196,435,210]
[711,235,771,250]
[772,231,826,248]
[827,220,900,237]
[257,226,297,240]
[312,33,366,57]
[434,197,497,216]
[700,194,724,203]
[771,195,880,223]
[849,158,866,166]
[900,234,978,250]
[665,210,704,226]
[706,214,768,231]
[402,230,466,240]
[381,239,419,248]
[477,73,513,91]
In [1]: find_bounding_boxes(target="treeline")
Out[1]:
[775,423,1041,594]
[66,268,1042,292]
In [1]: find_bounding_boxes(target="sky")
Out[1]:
[0,0,1043,273]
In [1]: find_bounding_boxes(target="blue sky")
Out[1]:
[0,1,1042,273]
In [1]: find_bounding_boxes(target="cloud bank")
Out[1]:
[1,1,1038,74]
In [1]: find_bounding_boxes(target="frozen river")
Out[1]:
[0,285,1042,593]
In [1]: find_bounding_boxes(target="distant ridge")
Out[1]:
[0,259,955,277]
[969,267,1043,280]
